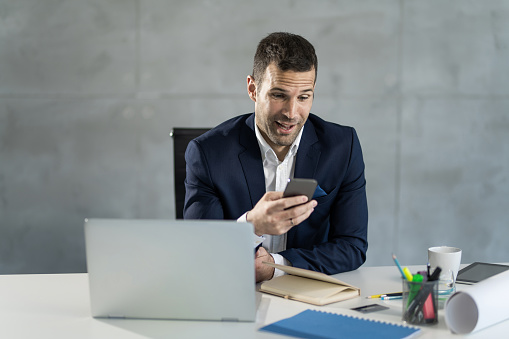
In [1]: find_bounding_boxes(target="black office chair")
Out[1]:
[170,128,211,219]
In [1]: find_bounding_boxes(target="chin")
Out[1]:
[273,135,297,147]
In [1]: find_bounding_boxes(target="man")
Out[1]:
[184,32,368,282]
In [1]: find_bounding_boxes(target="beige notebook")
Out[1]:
[260,263,360,306]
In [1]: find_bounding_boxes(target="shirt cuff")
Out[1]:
[238,212,265,249]
[237,212,248,223]
[271,253,291,278]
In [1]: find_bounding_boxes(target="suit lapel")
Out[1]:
[237,115,321,211]
[289,118,321,246]
[294,119,321,179]
[238,114,266,207]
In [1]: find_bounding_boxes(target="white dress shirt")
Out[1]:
[238,123,304,278]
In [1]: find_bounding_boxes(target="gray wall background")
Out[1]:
[1,0,508,274]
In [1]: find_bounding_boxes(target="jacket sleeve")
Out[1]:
[183,139,225,220]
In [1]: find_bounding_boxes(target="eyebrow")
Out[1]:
[270,87,314,93]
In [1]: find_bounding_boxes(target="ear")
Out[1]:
[247,75,257,102]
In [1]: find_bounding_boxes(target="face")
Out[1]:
[247,63,315,156]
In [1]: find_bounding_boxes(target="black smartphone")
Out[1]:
[283,178,318,201]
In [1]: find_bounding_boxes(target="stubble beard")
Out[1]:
[266,116,303,147]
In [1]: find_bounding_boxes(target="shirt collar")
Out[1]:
[254,123,304,162]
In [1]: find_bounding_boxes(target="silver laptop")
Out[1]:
[84,219,256,322]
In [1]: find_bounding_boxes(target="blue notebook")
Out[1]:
[259,309,421,339]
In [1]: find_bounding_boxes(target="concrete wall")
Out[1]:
[1,0,508,274]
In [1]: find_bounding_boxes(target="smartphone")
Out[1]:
[283,178,318,201]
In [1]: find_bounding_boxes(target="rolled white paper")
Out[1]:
[445,269,509,334]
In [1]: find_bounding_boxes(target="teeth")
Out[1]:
[278,122,292,130]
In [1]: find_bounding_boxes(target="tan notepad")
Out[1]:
[260,262,360,306]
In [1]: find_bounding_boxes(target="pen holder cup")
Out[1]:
[402,279,439,325]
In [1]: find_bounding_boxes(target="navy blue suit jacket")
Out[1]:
[183,113,368,274]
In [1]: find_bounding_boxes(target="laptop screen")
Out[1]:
[84,219,256,321]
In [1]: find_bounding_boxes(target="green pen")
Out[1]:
[407,273,423,307]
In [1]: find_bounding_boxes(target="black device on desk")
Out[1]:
[456,262,509,284]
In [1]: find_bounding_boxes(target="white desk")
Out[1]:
[1,265,508,338]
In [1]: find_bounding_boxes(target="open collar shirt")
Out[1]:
[250,123,304,277]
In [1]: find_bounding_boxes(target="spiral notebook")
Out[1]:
[259,309,421,339]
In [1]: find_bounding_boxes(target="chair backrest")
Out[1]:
[170,128,211,219]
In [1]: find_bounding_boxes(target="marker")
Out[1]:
[403,267,413,282]
[407,274,423,306]
[417,271,428,282]
[423,293,436,323]
[392,253,406,279]
[429,266,442,281]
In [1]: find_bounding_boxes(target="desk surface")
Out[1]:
[1,265,508,339]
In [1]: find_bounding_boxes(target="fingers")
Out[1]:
[279,195,310,210]
[255,247,275,282]
[266,200,317,235]
[285,199,317,226]
[263,191,284,201]
[249,192,317,236]
[255,246,269,258]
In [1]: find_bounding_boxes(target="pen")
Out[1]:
[366,292,402,299]
[381,295,403,300]
[392,253,406,279]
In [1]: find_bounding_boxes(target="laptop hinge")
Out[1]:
[221,318,239,322]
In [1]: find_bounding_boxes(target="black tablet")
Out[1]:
[456,262,509,284]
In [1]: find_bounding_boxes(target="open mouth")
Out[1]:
[276,121,295,133]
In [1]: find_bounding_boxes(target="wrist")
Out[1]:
[247,211,263,236]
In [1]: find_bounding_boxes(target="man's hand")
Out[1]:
[255,247,275,282]
[247,191,317,236]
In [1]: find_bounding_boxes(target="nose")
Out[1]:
[282,97,298,120]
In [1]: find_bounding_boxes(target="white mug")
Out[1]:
[428,246,462,281]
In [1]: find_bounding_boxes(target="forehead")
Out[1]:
[262,63,315,91]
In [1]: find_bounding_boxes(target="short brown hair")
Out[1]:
[252,32,318,87]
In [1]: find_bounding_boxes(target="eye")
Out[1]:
[299,95,311,101]
[271,93,286,99]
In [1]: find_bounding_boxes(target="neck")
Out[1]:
[258,131,290,161]
[272,145,290,162]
